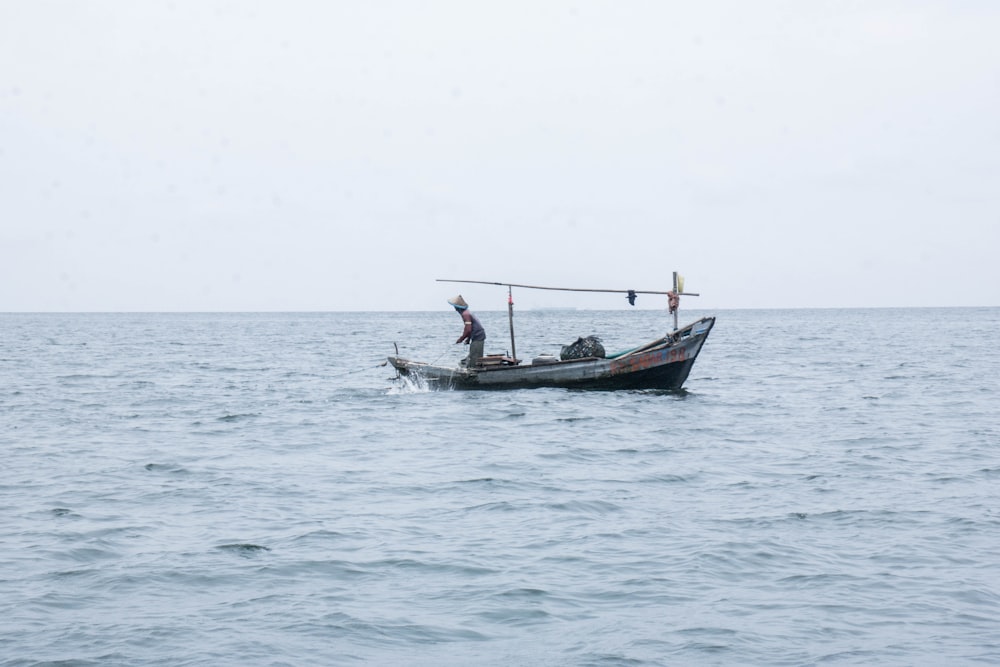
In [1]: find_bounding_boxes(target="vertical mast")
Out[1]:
[672,271,679,331]
[507,286,517,361]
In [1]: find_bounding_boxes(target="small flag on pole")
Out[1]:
[677,275,685,293]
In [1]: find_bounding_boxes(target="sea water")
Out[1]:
[2,308,999,666]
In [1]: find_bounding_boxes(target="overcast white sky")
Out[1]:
[2,1,998,312]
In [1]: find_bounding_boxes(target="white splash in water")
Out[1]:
[387,372,432,394]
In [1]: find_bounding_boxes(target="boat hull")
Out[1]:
[389,316,714,391]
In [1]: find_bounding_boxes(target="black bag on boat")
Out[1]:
[560,336,605,360]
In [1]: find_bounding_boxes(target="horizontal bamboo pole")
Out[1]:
[436,278,699,297]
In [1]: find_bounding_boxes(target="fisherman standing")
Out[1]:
[448,295,486,367]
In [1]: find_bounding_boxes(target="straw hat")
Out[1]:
[447,294,468,309]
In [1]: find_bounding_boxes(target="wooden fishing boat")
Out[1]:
[389,315,714,390]
[388,273,715,391]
